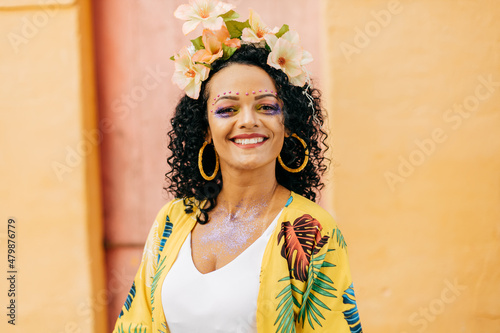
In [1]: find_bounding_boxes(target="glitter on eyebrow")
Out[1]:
[217,95,220,97]
[236,92,239,95]
[229,91,231,94]
[245,92,249,96]
[265,89,268,92]
[259,90,262,92]
[223,92,226,95]
[252,91,256,94]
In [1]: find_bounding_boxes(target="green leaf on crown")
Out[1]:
[194,61,212,69]
[275,24,289,38]
[225,19,250,39]
[220,10,240,22]
[222,44,237,60]
[191,36,205,51]
[170,55,175,61]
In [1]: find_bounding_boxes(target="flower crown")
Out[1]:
[171,0,313,99]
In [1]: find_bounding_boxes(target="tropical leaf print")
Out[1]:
[297,249,337,329]
[143,220,160,288]
[118,281,136,318]
[334,226,347,249]
[157,321,167,333]
[342,283,363,333]
[151,256,167,307]
[274,276,299,333]
[157,216,173,262]
[116,322,146,333]
[278,214,330,282]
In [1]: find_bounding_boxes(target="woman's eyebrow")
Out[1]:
[214,95,239,104]
[255,93,278,100]
[213,93,278,104]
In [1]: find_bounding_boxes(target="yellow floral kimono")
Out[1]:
[113,191,362,333]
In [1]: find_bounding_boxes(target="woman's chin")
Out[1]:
[223,158,276,173]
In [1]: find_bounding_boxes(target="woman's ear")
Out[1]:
[284,128,291,138]
[205,128,212,143]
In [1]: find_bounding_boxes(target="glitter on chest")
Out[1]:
[197,200,271,257]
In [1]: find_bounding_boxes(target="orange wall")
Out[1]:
[323,0,500,332]
[0,0,106,332]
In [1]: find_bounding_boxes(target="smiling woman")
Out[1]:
[112,1,362,333]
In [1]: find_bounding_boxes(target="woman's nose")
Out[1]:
[237,106,259,128]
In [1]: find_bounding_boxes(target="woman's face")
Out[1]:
[206,64,286,173]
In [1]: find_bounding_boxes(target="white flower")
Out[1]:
[172,47,210,99]
[241,9,278,43]
[174,0,235,35]
[266,31,313,86]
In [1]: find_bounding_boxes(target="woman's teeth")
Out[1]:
[234,137,265,145]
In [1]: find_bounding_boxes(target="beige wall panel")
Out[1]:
[0,0,74,7]
[0,1,105,332]
[322,0,500,332]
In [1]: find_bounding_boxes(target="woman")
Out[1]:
[114,2,362,332]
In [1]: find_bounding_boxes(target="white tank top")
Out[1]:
[161,209,283,333]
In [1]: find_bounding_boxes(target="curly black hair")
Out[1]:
[165,44,329,224]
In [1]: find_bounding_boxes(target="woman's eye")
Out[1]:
[214,106,238,117]
[257,103,281,114]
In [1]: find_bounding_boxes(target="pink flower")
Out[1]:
[174,0,235,35]
[241,9,278,43]
[172,47,210,99]
[192,26,241,64]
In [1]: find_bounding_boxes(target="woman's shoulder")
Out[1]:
[153,197,197,227]
[284,191,338,230]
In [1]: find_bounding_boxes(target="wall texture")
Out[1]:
[322,0,500,332]
[0,0,106,332]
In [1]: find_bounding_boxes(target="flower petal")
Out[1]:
[241,28,261,43]
[213,1,236,16]
[224,38,241,48]
[289,71,307,86]
[184,79,201,99]
[301,50,313,65]
[282,30,300,44]
[201,16,224,31]
[249,8,263,32]
[213,25,230,42]
[182,19,201,35]
[202,29,222,54]
[264,34,278,50]
[174,4,195,20]
[172,70,190,90]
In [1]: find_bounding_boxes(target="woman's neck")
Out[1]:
[216,165,280,215]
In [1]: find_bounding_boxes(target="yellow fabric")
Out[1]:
[113,192,362,333]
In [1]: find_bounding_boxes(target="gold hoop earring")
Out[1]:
[198,141,219,181]
[278,133,309,173]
